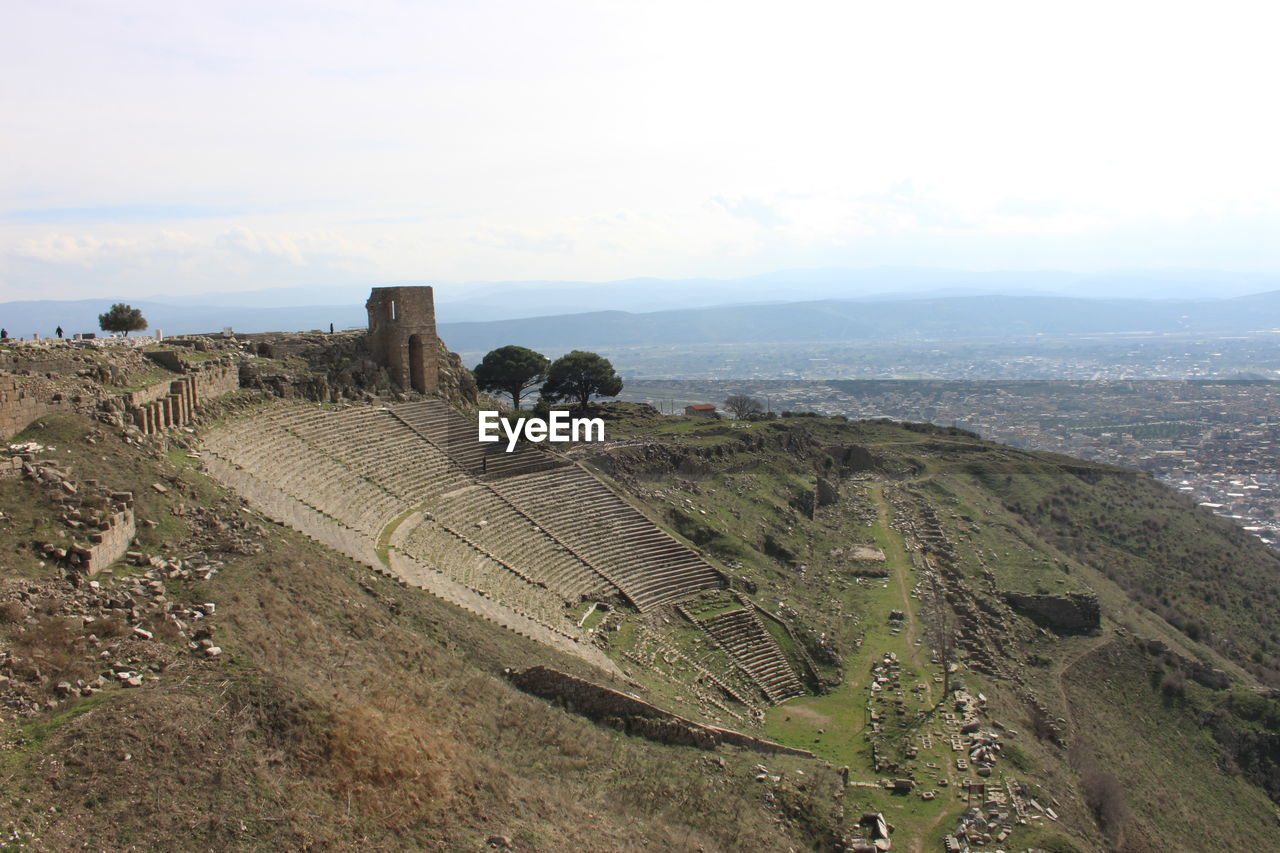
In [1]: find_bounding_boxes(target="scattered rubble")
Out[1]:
[0,455,254,719]
[0,547,229,718]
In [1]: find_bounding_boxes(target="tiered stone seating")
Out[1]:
[203,400,804,694]
[491,467,725,610]
[202,410,402,535]
[391,400,565,479]
[282,406,469,503]
[429,484,612,602]
[401,517,582,635]
[201,402,625,670]
[629,624,766,714]
[698,609,805,702]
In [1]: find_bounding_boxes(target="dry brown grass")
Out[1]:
[325,698,465,829]
[11,614,96,687]
[92,614,130,638]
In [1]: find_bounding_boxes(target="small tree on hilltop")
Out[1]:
[472,345,550,410]
[98,303,147,337]
[724,394,764,419]
[540,350,623,412]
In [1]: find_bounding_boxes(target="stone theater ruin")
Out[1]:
[199,287,807,742]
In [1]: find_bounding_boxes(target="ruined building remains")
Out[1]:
[366,286,440,393]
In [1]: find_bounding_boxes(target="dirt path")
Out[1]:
[1053,631,1115,742]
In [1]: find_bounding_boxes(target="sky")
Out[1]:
[4,0,1280,301]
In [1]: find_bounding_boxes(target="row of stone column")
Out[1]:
[131,376,199,434]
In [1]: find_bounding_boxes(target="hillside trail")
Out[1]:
[1053,630,1116,743]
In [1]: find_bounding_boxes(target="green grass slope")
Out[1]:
[584,406,1280,850]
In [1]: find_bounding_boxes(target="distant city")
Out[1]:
[542,330,1280,385]
[620,376,1280,550]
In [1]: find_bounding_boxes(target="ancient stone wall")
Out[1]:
[1,352,239,440]
[0,376,71,440]
[19,455,138,575]
[1002,591,1101,633]
[194,359,239,400]
[509,665,816,757]
[816,476,840,507]
[142,350,184,372]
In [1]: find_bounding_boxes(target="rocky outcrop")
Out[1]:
[239,331,477,409]
[1002,591,1101,633]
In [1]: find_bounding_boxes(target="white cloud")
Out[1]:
[4,1,1280,298]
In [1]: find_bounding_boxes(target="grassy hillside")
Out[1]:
[974,457,1280,683]
[584,406,1280,850]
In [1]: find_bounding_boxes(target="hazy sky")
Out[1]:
[4,1,1280,300]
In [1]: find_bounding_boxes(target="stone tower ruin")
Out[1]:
[366,286,440,393]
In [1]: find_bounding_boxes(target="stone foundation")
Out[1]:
[80,507,136,575]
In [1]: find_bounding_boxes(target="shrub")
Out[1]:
[0,600,27,623]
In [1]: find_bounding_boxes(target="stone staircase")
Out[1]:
[696,608,805,702]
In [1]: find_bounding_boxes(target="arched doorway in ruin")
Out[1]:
[407,334,426,392]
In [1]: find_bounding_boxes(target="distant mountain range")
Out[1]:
[437,290,1280,354]
[130,267,1280,321]
[3,267,1280,342]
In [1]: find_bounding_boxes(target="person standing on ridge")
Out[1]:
[56,326,63,339]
